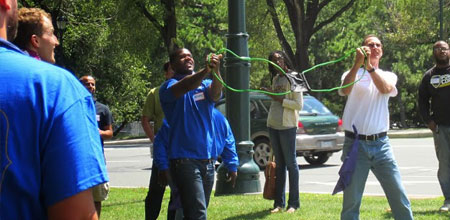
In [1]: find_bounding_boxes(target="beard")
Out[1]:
[435,55,450,66]
[6,9,18,41]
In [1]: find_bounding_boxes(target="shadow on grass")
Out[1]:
[381,210,450,219]
[413,210,450,217]
[381,211,394,219]
[223,209,271,220]
[103,199,144,207]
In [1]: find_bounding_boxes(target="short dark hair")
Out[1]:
[13,8,52,50]
[79,75,96,82]
[169,48,187,65]
[163,62,170,72]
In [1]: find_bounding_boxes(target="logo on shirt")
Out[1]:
[430,74,450,88]
[96,114,100,122]
[193,92,205,102]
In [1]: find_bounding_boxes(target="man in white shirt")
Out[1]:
[338,35,413,220]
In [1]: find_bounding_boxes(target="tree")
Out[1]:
[266,0,356,73]
[135,0,178,54]
[18,0,156,135]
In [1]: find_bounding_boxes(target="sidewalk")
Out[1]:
[105,128,433,146]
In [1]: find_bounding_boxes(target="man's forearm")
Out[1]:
[171,68,209,98]
[99,130,113,140]
[370,70,393,94]
[418,100,431,125]
[341,65,359,95]
[140,116,154,142]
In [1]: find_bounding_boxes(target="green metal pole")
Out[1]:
[215,0,261,195]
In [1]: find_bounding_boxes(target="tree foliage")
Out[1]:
[16,0,449,131]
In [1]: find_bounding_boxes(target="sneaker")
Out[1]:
[270,207,282,213]
[286,207,296,213]
[439,203,450,212]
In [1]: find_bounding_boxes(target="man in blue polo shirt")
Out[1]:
[154,110,239,213]
[211,108,239,185]
[159,48,236,219]
[0,1,108,219]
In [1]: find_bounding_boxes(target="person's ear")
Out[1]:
[30,34,40,48]
[0,0,11,10]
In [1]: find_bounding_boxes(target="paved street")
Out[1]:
[105,137,442,198]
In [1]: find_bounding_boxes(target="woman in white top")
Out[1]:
[262,51,303,213]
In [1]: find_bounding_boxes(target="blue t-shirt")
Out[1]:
[212,109,239,172]
[159,78,216,160]
[0,39,108,219]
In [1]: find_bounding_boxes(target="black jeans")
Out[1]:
[145,162,176,220]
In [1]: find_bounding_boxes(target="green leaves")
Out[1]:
[20,0,447,130]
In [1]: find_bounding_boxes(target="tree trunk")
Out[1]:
[162,0,177,53]
[138,0,178,54]
[397,91,408,128]
[267,0,355,75]
[113,121,128,137]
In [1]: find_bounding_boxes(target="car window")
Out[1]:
[260,99,271,113]
[300,97,332,116]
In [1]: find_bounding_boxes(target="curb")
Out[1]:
[387,129,432,138]
[104,138,150,146]
[105,129,433,146]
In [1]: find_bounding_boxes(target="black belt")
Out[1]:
[345,131,387,141]
[171,158,215,164]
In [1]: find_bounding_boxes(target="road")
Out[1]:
[105,137,441,198]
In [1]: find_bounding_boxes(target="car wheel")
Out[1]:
[253,138,271,170]
[304,152,330,165]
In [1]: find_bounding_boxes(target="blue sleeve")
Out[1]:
[153,122,169,170]
[221,123,239,172]
[42,96,108,206]
[159,79,178,104]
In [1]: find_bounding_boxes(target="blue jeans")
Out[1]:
[433,125,450,204]
[170,159,215,220]
[269,127,300,209]
[340,136,413,220]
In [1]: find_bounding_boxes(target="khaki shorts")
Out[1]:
[92,182,110,202]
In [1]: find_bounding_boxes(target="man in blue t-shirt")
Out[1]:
[0,1,108,219]
[159,48,236,219]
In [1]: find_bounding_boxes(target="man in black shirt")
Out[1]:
[80,75,114,218]
[418,40,450,212]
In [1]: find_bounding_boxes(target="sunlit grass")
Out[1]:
[101,188,449,220]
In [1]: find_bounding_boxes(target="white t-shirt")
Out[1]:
[339,68,398,135]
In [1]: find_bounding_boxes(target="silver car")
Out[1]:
[216,93,344,169]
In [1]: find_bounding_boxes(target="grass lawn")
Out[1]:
[101,188,449,220]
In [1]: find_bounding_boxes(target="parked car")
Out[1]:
[215,92,344,169]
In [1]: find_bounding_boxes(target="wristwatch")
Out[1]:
[368,68,375,73]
